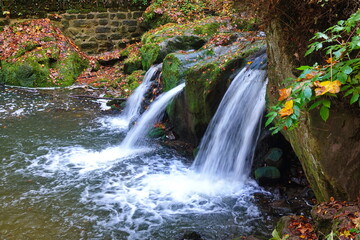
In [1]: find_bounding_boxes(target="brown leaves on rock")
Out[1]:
[287,216,317,240]
[312,198,360,240]
[0,19,84,62]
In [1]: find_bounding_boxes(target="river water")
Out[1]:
[0,87,273,240]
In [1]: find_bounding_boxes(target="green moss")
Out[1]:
[0,60,49,87]
[123,51,142,74]
[193,22,220,36]
[54,52,89,87]
[162,54,183,91]
[140,43,161,70]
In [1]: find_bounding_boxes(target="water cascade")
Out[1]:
[121,83,185,148]
[106,64,162,129]
[193,60,268,183]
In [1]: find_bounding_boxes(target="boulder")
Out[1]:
[264,148,283,169]
[162,34,265,145]
[254,166,281,182]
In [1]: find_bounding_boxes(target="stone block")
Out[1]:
[77,14,87,19]
[110,13,116,20]
[87,13,95,19]
[128,26,137,32]
[95,27,111,33]
[117,13,126,19]
[110,34,122,40]
[80,42,98,50]
[62,14,76,20]
[127,12,132,18]
[133,12,143,19]
[111,21,119,27]
[97,13,109,18]
[67,27,81,36]
[72,20,89,28]
[98,19,109,26]
[96,34,108,40]
[123,20,137,27]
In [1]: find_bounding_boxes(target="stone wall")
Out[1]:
[59,10,145,54]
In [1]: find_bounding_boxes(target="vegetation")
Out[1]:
[266,9,360,133]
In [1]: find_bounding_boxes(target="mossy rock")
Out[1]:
[0,47,88,87]
[162,33,266,144]
[0,19,89,87]
[139,18,229,70]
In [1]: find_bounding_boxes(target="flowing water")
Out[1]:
[121,83,185,148]
[193,68,268,183]
[102,64,161,130]
[0,79,273,240]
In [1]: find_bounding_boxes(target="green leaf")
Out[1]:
[323,99,331,108]
[309,100,323,110]
[342,65,353,75]
[305,46,315,56]
[337,72,348,83]
[296,65,312,70]
[316,32,329,40]
[320,105,330,121]
[304,86,312,100]
[265,114,277,127]
[350,94,359,104]
[344,88,354,97]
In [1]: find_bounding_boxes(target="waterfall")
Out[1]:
[120,64,162,126]
[121,83,185,148]
[193,64,268,183]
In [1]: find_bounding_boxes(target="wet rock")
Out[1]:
[264,148,283,168]
[254,166,281,183]
[147,127,166,138]
[180,231,204,240]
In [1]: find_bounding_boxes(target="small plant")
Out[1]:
[266,9,360,134]
[269,229,289,240]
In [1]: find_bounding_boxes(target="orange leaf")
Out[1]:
[278,87,292,101]
[314,80,341,96]
[326,58,333,64]
[305,72,317,80]
[279,100,294,118]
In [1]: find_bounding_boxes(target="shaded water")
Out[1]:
[0,87,272,240]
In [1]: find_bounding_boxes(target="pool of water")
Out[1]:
[0,87,273,240]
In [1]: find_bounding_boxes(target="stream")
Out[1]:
[0,87,274,240]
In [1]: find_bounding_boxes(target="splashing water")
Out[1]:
[121,83,185,148]
[193,66,268,183]
[0,64,274,240]
[99,64,162,130]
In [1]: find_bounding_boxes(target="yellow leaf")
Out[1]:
[339,230,351,238]
[278,87,292,101]
[314,80,341,96]
[279,100,294,118]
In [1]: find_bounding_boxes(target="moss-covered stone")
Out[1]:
[140,43,161,70]
[0,19,89,87]
[139,17,229,70]
[162,31,266,144]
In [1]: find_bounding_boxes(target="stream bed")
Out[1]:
[0,87,275,240]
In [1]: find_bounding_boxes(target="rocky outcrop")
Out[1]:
[265,11,360,201]
[162,32,265,145]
